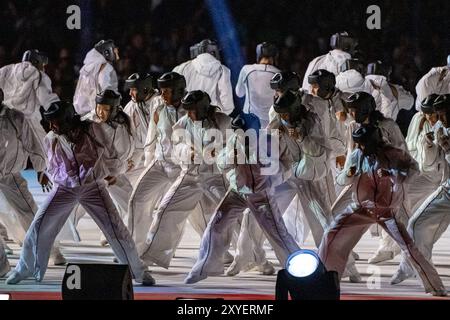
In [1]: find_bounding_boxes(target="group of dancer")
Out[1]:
[0,32,449,296]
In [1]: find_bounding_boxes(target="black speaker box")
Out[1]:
[62,263,134,300]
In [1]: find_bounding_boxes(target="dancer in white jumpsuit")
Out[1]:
[332,92,409,265]
[184,112,300,284]
[139,90,230,269]
[0,50,59,146]
[302,32,358,92]
[236,42,280,128]
[0,91,62,276]
[365,61,414,121]
[128,72,188,251]
[336,59,372,94]
[73,40,119,116]
[0,51,77,246]
[79,90,135,228]
[173,39,234,115]
[270,91,332,239]
[123,73,163,185]
[5,101,155,286]
[414,55,450,111]
[307,69,350,202]
[404,95,446,214]
[391,94,450,286]
[227,72,311,277]
[319,124,447,296]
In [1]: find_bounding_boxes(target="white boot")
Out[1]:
[257,260,275,276]
[50,247,67,266]
[390,269,415,285]
[368,251,395,264]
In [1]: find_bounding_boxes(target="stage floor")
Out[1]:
[1,171,450,300]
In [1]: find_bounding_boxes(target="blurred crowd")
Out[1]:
[0,0,448,106]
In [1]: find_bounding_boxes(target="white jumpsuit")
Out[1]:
[73,48,119,116]
[0,106,46,272]
[366,74,414,120]
[332,117,409,259]
[270,112,333,248]
[319,146,446,295]
[138,112,231,268]
[405,112,444,213]
[395,130,450,280]
[0,61,59,148]
[185,131,300,283]
[128,101,187,251]
[235,63,281,127]
[124,96,164,185]
[73,112,135,229]
[302,49,352,92]
[0,62,76,242]
[173,53,234,115]
[415,66,450,111]
[13,122,147,282]
[308,89,350,201]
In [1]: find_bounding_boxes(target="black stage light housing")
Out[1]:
[275,249,340,300]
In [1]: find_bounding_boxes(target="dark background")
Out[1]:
[0,0,448,108]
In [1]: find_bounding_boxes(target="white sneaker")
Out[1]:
[345,264,363,283]
[50,250,67,266]
[184,272,207,284]
[100,239,109,247]
[0,260,11,278]
[141,270,155,286]
[390,270,413,285]
[368,251,394,264]
[5,270,28,285]
[223,251,234,265]
[225,260,256,276]
[257,261,275,276]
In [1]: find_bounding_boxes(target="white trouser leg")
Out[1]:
[282,195,311,245]
[15,185,77,280]
[246,190,300,265]
[275,181,302,242]
[128,161,178,249]
[232,209,268,269]
[107,174,133,224]
[374,183,411,256]
[140,173,226,268]
[80,182,146,282]
[0,174,37,234]
[398,186,450,277]
[381,209,446,294]
[189,190,247,277]
[294,179,332,247]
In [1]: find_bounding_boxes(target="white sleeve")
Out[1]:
[98,64,119,93]
[235,66,247,98]
[37,73,60,110]
[217,66,235,115]
[21,116,47,172]
[336,149,359,186]
[415,68,440,111]
[396,85,414,111]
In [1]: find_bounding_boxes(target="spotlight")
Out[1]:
[275,249,340,300]
[0,294,11,300]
